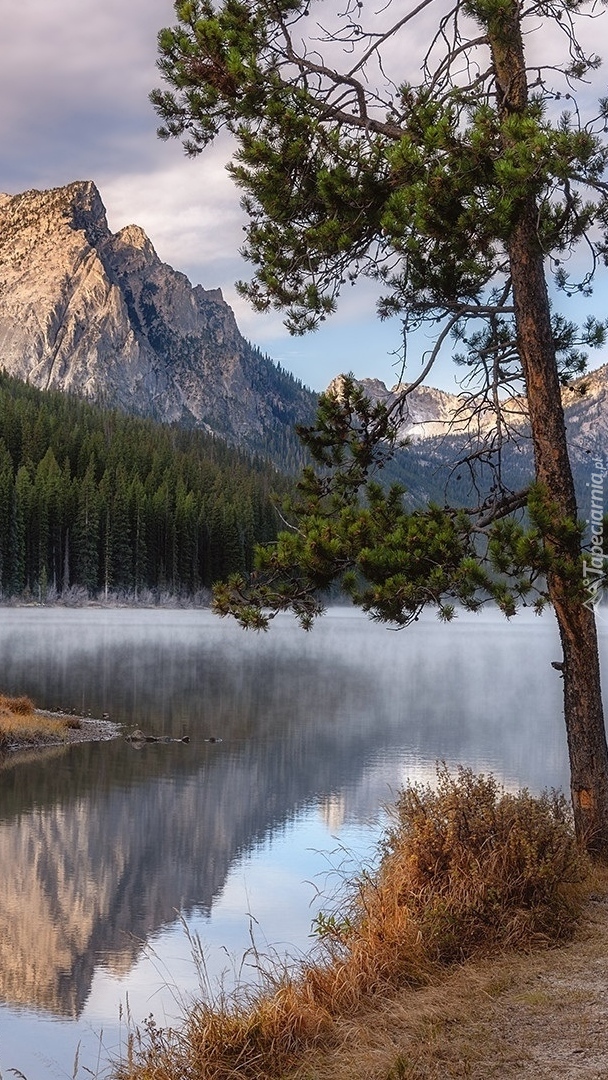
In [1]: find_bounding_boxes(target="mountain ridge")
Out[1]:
[1,180,606,489]
[0,181,317,468]
[326,367,608,511]
[328,369,606,455]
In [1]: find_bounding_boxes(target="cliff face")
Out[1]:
[0,182,316,461]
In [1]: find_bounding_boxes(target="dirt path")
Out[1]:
[297,885,608,1080]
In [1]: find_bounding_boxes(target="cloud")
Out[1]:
[101,146,246,283]
[0,0,174,186]
[2,0,606,394]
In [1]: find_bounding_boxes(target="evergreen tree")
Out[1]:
[129,476,149,597]
[109,467,135,591]
[10,466,30,596]
[35,448,63,590]
[153,0,608,852]
[0,445,14,592]
[73,462,102,592]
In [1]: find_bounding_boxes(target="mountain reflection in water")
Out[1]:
[0,606,591,1076]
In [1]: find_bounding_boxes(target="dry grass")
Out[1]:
[0,693,78,751]
[373,766,587,959]
[115,767,590,1080]
[289,865,608,1080]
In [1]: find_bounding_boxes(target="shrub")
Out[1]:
[0,693,76,751]
[369,766,588,964]
[0,694,35,715]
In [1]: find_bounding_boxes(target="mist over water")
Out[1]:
[0,606,597,1077]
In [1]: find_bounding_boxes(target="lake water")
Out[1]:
[0,605,599,1078]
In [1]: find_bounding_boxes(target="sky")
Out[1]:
[1,0,607,394]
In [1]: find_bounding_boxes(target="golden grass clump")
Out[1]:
[117,767,589,1080]
[188,981,334,1078]
[0,693,73,750]
[120,970,336,1080]
[0,693,35,715]
[301,766,587,1005]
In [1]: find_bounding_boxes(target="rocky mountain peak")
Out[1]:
[65,179,110,245]
[328,372,467,441]
[113,223,156,256]
[115,222,147,245]
[1,180,109,245]
[327,367,608,458]
[0,181,317,464]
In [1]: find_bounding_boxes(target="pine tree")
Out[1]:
[153,0,608,852]
[73,462,102,592]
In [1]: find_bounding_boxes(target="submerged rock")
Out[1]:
[125,729,190,744]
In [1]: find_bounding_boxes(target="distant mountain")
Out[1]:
[328,371,605,449]
[327,375,471,442]
[328,370,608,508]
[0,181,317,469]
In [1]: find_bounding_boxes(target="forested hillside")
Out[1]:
[0,372,291,600]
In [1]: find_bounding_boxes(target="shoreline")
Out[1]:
[3,712,123,753]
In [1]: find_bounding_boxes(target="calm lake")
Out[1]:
[0,605,600,1078]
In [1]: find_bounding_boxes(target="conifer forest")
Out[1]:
[0,372,289,600]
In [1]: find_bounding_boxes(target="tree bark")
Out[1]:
[488,3,608,853]
[509,209,608,853]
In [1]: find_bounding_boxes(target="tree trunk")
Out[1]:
[488,3,608,853]
[509,209,608,853]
